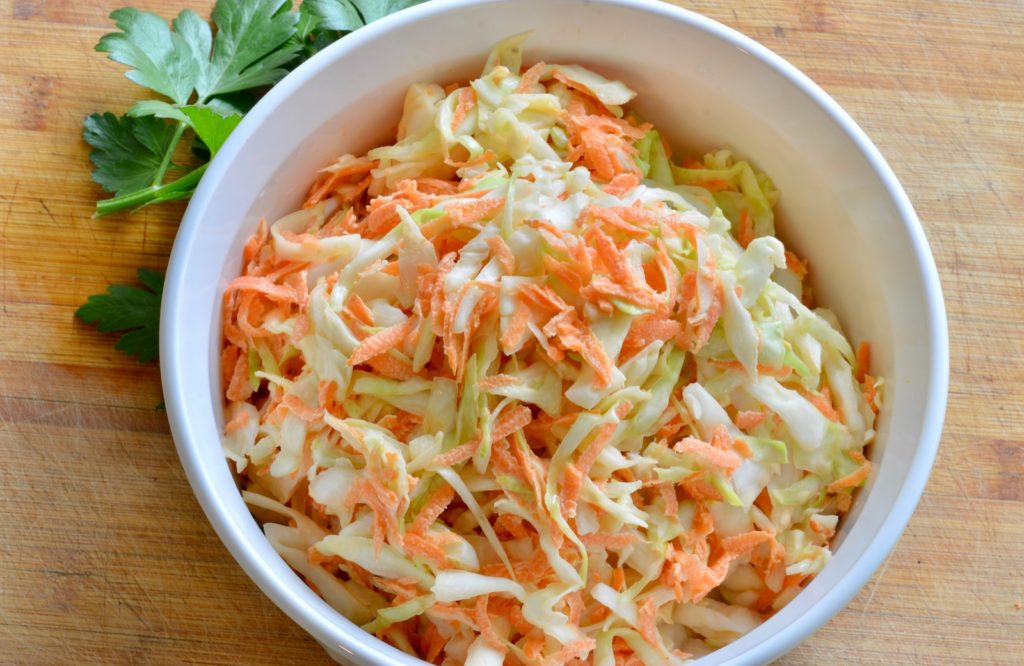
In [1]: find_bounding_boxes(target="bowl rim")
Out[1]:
[161,0,949,663]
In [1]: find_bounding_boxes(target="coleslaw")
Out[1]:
[221,34,880,665]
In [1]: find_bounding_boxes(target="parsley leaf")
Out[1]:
[128,99,190,123]
[199,0,301,98]
[83,112,178,196]
[97,1,300,106]
[350,0,426,24]
[76,269,164,363]
[97,8,203,105]
[304,0,364,31]
[305,0,425,30]
[181,106,243,155]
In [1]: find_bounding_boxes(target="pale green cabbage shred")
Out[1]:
[222,34,880,665]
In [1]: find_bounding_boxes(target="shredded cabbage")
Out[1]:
[221,36,879,664]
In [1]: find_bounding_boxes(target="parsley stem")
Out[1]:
[152,121,187,187]
[95,162,208,217]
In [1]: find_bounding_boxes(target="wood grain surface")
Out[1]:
[1,0,1021,663]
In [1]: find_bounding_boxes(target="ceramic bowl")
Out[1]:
[161,0,949,663]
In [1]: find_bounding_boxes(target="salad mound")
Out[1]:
[221,35,880,665]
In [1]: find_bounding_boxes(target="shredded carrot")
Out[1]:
[362,199,404,237]
[541,638,596,666]
[225,349,254,402]
[500,297,531,352]
[560,464,584,517]
[674,436,743,473]
[602,173,640,197]
[863,374,879,413]
[485,235,516,273]
[445,148,497,169]
[242,218,269,266]
[637,598,660,648]
[348,318,415,367]
[754,488,773,516]
[737,209,754,248]
[660,483,679,517]
[516,61,547,92]
[402,532,448,567]
[282,394,323,422]
[827,451,872,493]
[584,205,647,237]
[494,514,529,539]
[474,595,507,652]
[413,485,456,534]
[493,405,533,441]
[290,313,310,344]
[433,440,477,467]
[855,341,871,383]
[681,473,723,501]
[543,255,585,291]
[692,179,732,192]
[576,422,616,475]
[523,634,546,662]
[477,373,520,389]
[736,410,766,430]
[581,532,637,549]
[366,353,414,380]
[451,87,477,133]
[801,387,843,422]
[305,158,377,207]
[708,358,793,379]
[447,197,506,227]
[223,406,250,435]
[226,275,305,305]
[785,250,808,280]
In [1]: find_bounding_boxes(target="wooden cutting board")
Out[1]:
[1,0,1021,663]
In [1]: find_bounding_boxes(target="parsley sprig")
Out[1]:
[76,269,164,362]
[77,0,424,361]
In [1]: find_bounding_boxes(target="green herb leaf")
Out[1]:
[76,269,164,363]
[198,0,301,99]
[128,99,190,123]
[83,112,178,196]
[181,106,243,155]
[96,8,204,105]
[350,0,426,24]
[304,0,364,31]
[294,3,324,39]
[97,1,301,105]
[304,0,424,31]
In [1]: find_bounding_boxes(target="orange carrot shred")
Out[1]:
[736,410,766,430]
[485,235,516,273]
[223,407,250,435]
[785,250,808,280]
[516,62,547,93]
[638,598,660,648]
[855,341,871,383]
[674,436,743,473]
[827,451,872,493]
[451,87,476,133]
[801,387,843,423]
[580,532,636,548]
[737,209,754,248]
[348,318,415,367]
[448,197,506,227]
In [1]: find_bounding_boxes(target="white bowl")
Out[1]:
[161,0,949,663]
